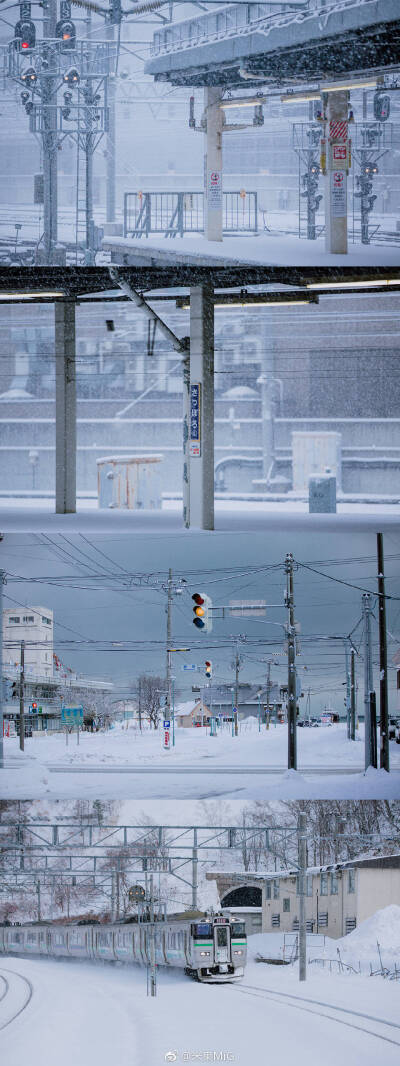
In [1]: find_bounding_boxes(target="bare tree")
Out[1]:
[138,675,164,729]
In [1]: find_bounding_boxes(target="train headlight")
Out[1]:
[233,950,243,955]
[200,951,210,956]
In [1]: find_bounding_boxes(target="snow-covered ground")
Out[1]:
[102,231,400,267]
[2,722,399,799]
[2,916,400,1066]
[1,500,400,527]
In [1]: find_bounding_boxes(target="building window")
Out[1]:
[345,917,356,933]
[296,874,313,897]
[23,616,34,623]
[42,616,51,625]
[9,616,20,624]
[330,872,338,895]
[273,879,280,900]
[271,914,280,928]
[283,898,290,913]
[320,872,328,896]
[348,869,356,894]
[318,912,328,928]
[266,882,271,899]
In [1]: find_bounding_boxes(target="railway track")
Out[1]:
[0,967,33,1032]
[233,982,400,1049]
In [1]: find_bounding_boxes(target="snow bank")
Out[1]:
[337,904,400,968]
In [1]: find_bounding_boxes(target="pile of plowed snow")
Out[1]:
[337,904,400,970]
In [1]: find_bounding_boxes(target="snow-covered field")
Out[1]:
[2,915,400,1066]
[2,722,399,799]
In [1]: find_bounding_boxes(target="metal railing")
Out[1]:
[123,190,258,238]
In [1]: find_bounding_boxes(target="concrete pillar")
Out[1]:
[204,87,224,242]
[55,300,77,513]
[189,285,214,529]
[324,91,349,255]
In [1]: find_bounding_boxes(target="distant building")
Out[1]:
[176,700,211,727]
[207,854,400,940]
[3,605,53,677]
[2,605,113,733]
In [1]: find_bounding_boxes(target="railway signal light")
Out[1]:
[63,67,80,86]
[192,593,212,632]
[373,93,390,122]
[56,18,76,51]
[56,0,76,51]
[15,18,36,52]
[205,660,212,679]
[21,66,37,84]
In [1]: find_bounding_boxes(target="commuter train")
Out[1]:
[0,913,247,983]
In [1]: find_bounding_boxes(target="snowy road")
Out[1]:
[1,947,400,1066]
[2,722,399,798]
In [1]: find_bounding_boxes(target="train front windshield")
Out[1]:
[231,922,246,938]
[216,927,228,947]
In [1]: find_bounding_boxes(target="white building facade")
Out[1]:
[3,605,53,678]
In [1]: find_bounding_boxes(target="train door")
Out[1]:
[184,930,191,966]
[214,923,230,965]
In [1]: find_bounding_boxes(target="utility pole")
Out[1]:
[266,661,271,722]
[233,640,240,737]
[285,553,297,770]
[105,18,116,223]
[362,592,376,770]
[149,874,157,997]
[192,827,198,910]
[138,676,142,732]
[166,568,173,721]
[350,648,356,741]
[377,533,389,772]
[344,638,351,738]
[298,811,307,982]
[36,879,41,922]
[0,569,4,769]
[19,640,25,753]
[42,0,58,263]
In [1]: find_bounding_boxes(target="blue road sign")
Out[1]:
[189,383,201,457]
[182,664,197,671]
[163,719,171,729]
[62,706,84,724]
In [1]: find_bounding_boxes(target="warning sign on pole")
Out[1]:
[331,170,346,218]
[208,170,222,210]
[329,142,348,169]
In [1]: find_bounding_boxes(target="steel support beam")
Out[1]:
[189,284,214,529]
[204,87,224,242]
[55,299,77,513]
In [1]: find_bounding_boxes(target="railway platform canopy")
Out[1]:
[145,0,400,89]
[0,265,400,530]
[144,1,400,256]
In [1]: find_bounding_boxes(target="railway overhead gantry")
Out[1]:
[145,0,400,254]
